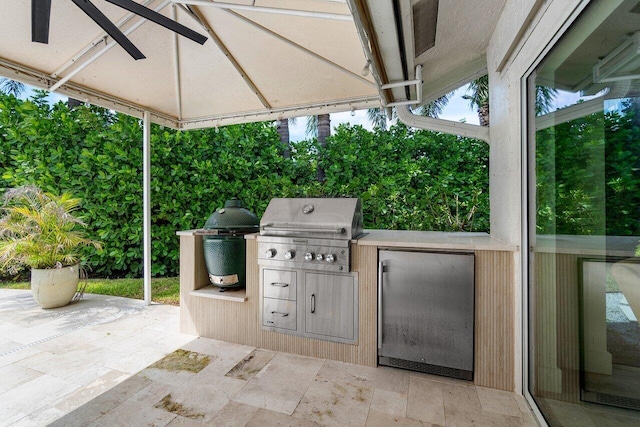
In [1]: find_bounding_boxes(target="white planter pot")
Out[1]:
[31,265,80,309]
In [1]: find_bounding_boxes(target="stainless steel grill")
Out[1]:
[258,198,363,272]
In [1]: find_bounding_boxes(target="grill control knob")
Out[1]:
[265,249,276,258]
[284,250,295,260]
[305,252,314,261]
[326,254,336,263]
[316,254,324,261]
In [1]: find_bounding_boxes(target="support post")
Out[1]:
[143,111,152,305]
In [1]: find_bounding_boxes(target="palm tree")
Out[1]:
[366,93,452,130]
[414,95,452,118]
[0,78,84,109]
[367,108,388,130]
[0,78,26,97]
[463,75,557,126]
[276,117,296,159]
[305,114,331,182]
[535,85,557,116]
[462,75,490,126]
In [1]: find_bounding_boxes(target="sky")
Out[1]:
[288,87,479,141]
[17,83,480,141]
[25,83,610,136]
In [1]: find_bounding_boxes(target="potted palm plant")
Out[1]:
[0,185,101,308]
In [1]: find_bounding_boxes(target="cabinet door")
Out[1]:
[304,272,355,341]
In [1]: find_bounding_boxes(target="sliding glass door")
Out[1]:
[527,1,640,424]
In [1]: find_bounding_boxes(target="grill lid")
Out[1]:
[204,199,259,232]
[260,198,363,240]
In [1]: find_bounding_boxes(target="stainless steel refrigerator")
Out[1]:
[378,249,475,380]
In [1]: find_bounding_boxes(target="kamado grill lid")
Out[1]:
[204,199,259,233]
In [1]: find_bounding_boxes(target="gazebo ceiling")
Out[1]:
[0,0,380,129]
[0,1,510,128]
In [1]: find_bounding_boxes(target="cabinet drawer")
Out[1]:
[263,298,297,330]
[263,269,297,300]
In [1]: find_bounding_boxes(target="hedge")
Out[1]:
[1,91,489,278]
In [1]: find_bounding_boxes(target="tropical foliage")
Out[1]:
[0,185,101,273]
[0,91,489,278]
[0,79,26,97]
[536,101,640,236]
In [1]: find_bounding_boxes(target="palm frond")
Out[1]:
[0,186,101,273]
[0,79,26,97]
[535,85,557,115]
[463,75,489,110]
[414,94,452,118]
[305,115,318,137]
[367,108,389,130]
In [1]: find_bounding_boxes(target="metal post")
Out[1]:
[143,111,152,305]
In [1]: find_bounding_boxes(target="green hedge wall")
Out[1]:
[0,92,489,278]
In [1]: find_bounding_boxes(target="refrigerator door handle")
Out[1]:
[378,261,384,351]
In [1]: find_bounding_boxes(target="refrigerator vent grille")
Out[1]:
[582,390,640,410]
[380,357,473,381]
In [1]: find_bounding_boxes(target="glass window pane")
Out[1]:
[528,1,640,425]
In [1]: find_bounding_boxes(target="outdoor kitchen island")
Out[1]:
[177,229,518,391]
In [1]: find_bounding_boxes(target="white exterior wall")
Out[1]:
[486,0,587,394]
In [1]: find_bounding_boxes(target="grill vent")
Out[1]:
[413,0,439,57]
[380,356,472,381]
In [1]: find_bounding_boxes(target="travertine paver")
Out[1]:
[0,289,542,426]
[0,289,192,427]
[232,352,325,415]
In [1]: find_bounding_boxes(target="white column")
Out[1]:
[143,111,152,305]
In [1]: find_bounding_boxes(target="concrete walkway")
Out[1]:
[0,289,193,426]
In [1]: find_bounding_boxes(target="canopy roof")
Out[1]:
[0,1,510,129]
[0,0,380,129]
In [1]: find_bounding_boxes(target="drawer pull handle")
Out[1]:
[270,282,289,288]
[270,311,289,317]
[310,293,316,313]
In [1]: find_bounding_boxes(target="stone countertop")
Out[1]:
[176,229,259,239]
[355,230,518,252]
[534,235,639,256]
[177,229,518,251]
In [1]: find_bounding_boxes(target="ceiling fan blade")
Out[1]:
[71,0,145,60]
[32,0,52,43]
[105,0,207,45]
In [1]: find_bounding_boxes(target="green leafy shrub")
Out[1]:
[0,92,491,278]
[0,185,101,274]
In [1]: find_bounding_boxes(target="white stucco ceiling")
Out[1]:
[359,0,508,105]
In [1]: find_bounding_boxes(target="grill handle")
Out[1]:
[261,224,346,235]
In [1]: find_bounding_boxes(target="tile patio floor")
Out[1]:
[0,289,539,426]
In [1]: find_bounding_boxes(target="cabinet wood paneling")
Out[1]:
[179,234,514,386]
[180,235,378,366]
[474,250,515,391]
